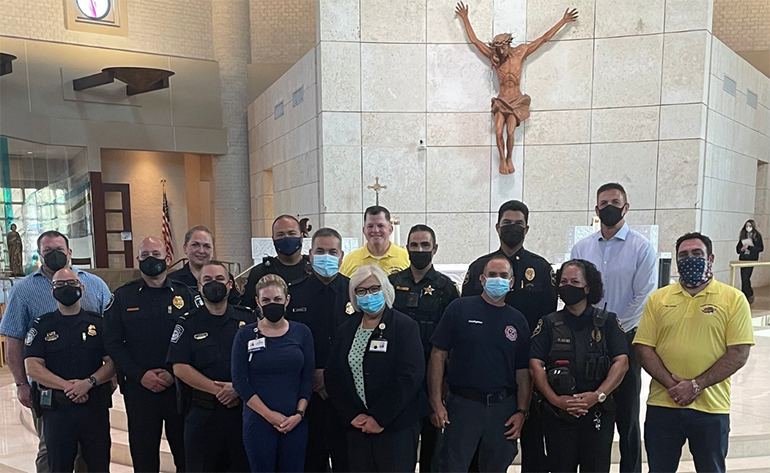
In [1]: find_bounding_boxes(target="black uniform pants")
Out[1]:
[614,329,642,473]
[741,267,755,299]
[346,422,420,473]
[124,385,185,472]
[419,415,441,473]
[543,407,615,473]
[44,405,110,473]
[519,395,547,472]
[184,403,249,472]
[305,392,349,472]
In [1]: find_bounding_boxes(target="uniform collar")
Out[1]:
[365,242,398,260]
[309,272,345,293]
[598,223,629,242]
[404,266,437,284]
[670,279,718,297]
[493,246,526,261]
[138,275,174,290]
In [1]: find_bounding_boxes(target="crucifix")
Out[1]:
[367,177,387,206]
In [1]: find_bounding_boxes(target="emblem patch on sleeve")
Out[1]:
[25,328,37,346]
[171,324,184,344]
[531,319,543,338]
[105,294,115,311]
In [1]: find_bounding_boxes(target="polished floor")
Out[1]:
[0,331,766,473]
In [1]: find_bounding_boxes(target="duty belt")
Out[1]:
[450,386,515,405]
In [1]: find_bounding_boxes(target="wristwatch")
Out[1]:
[596,392,607,403]
[296,410,306,419]
[691,379,703,395]
[87,376,97,387]
[515,408,530,420]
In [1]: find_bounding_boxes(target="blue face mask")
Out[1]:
[274,236,302,256]
[677,256,712,288]
[484,277,511,300]
[312,254,339,278]
[356,292,385,314]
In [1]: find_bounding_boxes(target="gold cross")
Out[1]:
[367,177,387,206]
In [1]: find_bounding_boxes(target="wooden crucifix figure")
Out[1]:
[456,2,578,174]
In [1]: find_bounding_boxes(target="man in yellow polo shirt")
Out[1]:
[634,232,754,473]
[339,206,410,277]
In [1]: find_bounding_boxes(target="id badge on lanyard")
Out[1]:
[368,322,388,353]
[248,328,266,362]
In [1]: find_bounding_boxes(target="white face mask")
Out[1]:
[746,226,753,233]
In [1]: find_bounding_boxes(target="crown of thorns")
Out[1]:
[490,33,513,46]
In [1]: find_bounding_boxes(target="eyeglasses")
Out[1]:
[52,280,80,288]
[354,285,381,297]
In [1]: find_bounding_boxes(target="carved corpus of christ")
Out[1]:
[455,2,578,174]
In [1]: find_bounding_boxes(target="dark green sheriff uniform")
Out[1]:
[462,247,557,473]
[389,266,459,473]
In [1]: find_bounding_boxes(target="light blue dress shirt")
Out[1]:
[570,223,658,331]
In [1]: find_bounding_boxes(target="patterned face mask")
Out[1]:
[676,256,713,288]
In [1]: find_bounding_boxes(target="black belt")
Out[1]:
[450,386,515,405]
[190,389,238,410]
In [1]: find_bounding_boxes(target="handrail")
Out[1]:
[728,260,770,287]
[236,264,256,281]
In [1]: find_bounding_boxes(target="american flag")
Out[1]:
[161,181,174,264]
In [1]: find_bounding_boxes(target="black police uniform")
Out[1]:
[530,306,628,473]
[242,255,312,304]
[462,247,556,473]
[25,310,112,473]
[286,272,352,472]
[104,277,195,473]
[389,266,459,473]
[168,262,249,308]
[166,304,256,472]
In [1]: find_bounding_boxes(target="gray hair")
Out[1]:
[348,264,395,312]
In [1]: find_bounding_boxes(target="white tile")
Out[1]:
[427,113,495,146]
[362,43,426,112]
[494,0,527,42]
[592,106,660,142]
[527,211,590,260]
[427,0,493,43]
[593,35,664,108]
[320,146,362,212]
[490,146,524,211]
[660,103,707,140]
[361,0,426,42]
[318,0,361,41]
[656,140,704,209]
[427,212,491,265]
[665,0,713,32]
[595,0,665,38]
[362,113,425,148]
[427,147,491,212]
[524,39,594,110]
[523,144,590,211]
[661,31,710,105]
[526,0,595,41]
[590,142,659,210]
[427,44,494,112]
[524,110,591,145]
[319,42,361,112]
[321,112,361,146]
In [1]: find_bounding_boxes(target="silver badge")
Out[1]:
[25,328,37,346]
[170,324,184,344]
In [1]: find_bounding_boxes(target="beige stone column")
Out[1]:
[212,0,252,268]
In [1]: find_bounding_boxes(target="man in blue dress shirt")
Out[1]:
[570,183,657,473]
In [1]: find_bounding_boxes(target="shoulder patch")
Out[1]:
[463,271,470,285]
[105,294,115,311]
[531,319,543,338]
[194,294,204,308]
[616,317,624,332]
[25,328,37,346]
[550,267,556,287]
[170,324,184,344]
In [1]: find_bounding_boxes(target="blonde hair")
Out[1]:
[255,274,288,298]
[348,264,395,312]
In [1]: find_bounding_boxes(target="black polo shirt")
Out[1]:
[286,272,351,369]
[242,256,313,304]
[166,305,256,382]
[431,296,530,393]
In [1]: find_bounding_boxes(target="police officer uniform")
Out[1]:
[25,310,112,473]
[168,262,249,307]
[462,247,556,472]
[242,255,312,304]
[104,277,195,472]
[287,272,352,472]
[166,304,256,472]
[530,306,628,473]
[389,266,459,473]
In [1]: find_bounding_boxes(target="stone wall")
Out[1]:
[713,0,770,52]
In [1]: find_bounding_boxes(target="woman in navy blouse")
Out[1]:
[231,274,315,472]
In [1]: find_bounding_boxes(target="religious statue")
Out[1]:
[299,218,313,238]
[6,223,23,276]
[455,2,578,174]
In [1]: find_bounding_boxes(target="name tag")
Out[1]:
[292,307,307,313]
[369,340,388,352]
[248,338,266,353]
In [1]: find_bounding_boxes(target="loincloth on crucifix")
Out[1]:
[490,94,531,127]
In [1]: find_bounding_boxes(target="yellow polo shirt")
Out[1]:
[634,279,754,414]
[339,243,410,277]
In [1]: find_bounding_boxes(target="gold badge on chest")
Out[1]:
[45,331,59,342]
[172,295,185,310]
[423,285,434,296]
[592,328,602,343]
[87,325,97,337]
[239,321,246,327]
[525,267,535,281]
[345,302,355,315]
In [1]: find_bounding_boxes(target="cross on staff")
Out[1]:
[367,177,387,206]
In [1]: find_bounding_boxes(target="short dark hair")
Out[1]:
[675,232,713,256]
[559,259,604,305]
[201,260,229,275]
[497,200,529,224]
[184,225,213,246]
[272,215,300,232]
[483,255,512,274]
[364,206,391,222]
[407,224,436,245]
[37,231,69,251]
[312,227,342,246]
[597,183,627,202]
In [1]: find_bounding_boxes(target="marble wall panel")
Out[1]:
[594,0,665,38]
[525,39,594,110]
[494,0,527,41]
[427,0,493,44]
[593,35,663,108]
[655,209,698,264]
[427,212,491,265]
[321,146,362,212]
[427,44,494,112]
[590,142,659,210]
[523,144,590,211]
[526,0,595,41]
[591,107,660,143]
[665,0,713,33]
[362,113,426,148]
[524,110,591,145]
[361,0,426,42]
[427,113,495,146]
[319,42,361,111]
[362,147,426,213]
[661,31,710,105]
[660,104,707,140]
[393,213,430,248]
[490,146,524,211]
[322,213,364,243]
[321,112,361,146]
[427,147,491,212]
[362,43,426,112]
[656,140,704,209]
[318,0,361,41]
[527,211,590,261]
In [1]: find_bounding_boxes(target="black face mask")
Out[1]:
[499,224,526,248]
[408,250,433,270]
[559,284,588,306]
[139,256,167,277]
[261,303,285,323]
[598,205,625,227]
[44,251,68,272]
[202,281,228,303]
[53,286,82,307]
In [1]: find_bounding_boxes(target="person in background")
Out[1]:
[242,216,313,303]
[339,206,410,277]
[25,268,116,473]
[0,231,111,473]
[325,264,429,472]
[530,259,628,473]
[570,183,657,473]
[736,219,764,304]
[635,232,754,473]
[232,274,314,473]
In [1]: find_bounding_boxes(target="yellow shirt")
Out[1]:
[634,279,754,414]
[339,243,410,277]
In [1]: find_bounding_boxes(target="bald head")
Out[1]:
[52,268,79,283]
[138,237,166,260]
